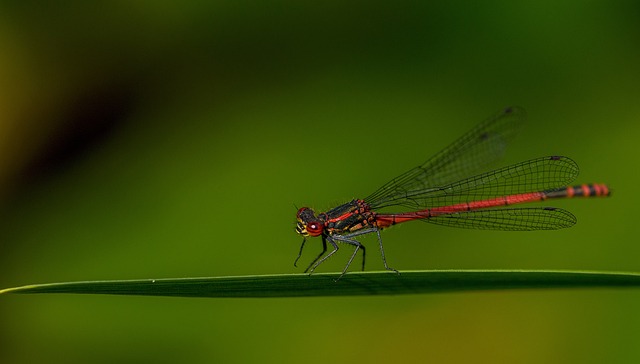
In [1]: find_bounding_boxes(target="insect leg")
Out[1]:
[302,235,328,273]
[331,234,366,280]
[293,237,306,268]
[376,229,399,274]
[307,235,339,274]
[340,228,398,274]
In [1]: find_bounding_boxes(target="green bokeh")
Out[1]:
[1,1,639,363]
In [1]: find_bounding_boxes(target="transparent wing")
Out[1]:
[366,107,525,208]
[424,207,577,231]
[368,156,579,210]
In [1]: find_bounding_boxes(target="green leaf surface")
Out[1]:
[2,270,640,298]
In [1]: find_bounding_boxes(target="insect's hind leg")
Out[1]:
[376,229,399,274]
[340,228,399,275]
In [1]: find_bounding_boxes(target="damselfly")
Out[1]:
[295,107,610,278]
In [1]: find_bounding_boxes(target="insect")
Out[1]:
[294,107,610,278]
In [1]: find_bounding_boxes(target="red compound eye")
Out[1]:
[305,221,324,236]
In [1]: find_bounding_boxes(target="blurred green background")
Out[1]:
[1,1,639,363]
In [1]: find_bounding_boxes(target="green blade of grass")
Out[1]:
[3,270,640,298]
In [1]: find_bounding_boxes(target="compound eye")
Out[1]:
[305,221,324,237]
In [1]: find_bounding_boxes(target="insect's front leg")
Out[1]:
[307,235,339,274]
[302,235,328,273]
[293,237,307,268]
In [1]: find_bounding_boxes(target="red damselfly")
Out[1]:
[294,107,610,278]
